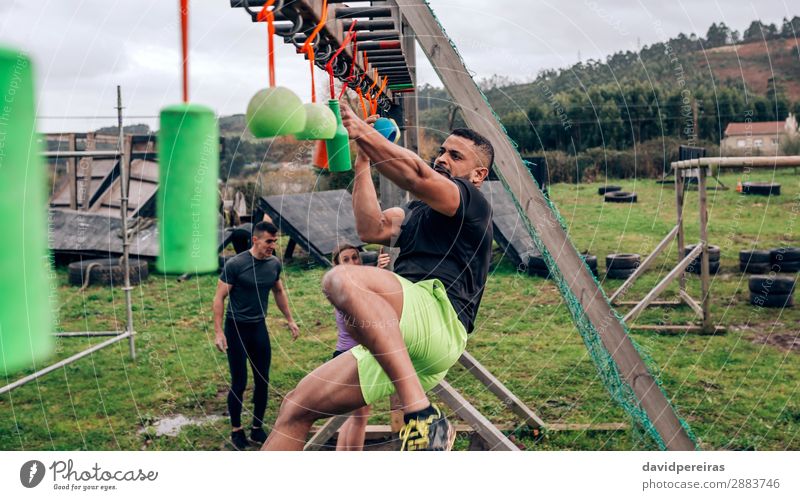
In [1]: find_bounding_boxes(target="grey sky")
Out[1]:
[0,0,796,132]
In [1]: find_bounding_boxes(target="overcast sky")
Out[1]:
[0,0,796,132]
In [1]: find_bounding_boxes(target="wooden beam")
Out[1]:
[675,172,686,293]
[679,290,704,318]
[632,325,726,334]
[616,300,682,306]
[304,413,351,451]
[431,381,519,451]
[672,155,800,169]
[609,224,680,303]
[398,0,695,451]
[698,166,712,334]
[458,351,545,429]
[624,244,704,324]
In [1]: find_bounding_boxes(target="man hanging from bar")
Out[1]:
[262,104,494,451]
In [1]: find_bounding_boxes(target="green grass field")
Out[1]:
[1,170,798,451]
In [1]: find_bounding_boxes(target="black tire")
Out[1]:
[606,253,641,270]
[229,223,253,254]
[742,182,780,196]
[687,260,721,274]
[685,244,721,261]
[598,185,622,195]
[581,253,597,269]
[68,258,149,287]
[748,275,796,294]
[750,292,794,308]
[739,249,770,264]
[773,260,800,272]
[528,254,547,269]
[740,261,771,274]
[770,247,800,262]
[604,191,637,203]
[527,265,551,279]
[606,267,636,279]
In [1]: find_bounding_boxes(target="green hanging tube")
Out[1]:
[325,99,351,172]
[157,103,220,274]
[0,47,53,375]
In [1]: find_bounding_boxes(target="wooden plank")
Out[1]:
[304,413,351,451]
[68,133,77,210]
[616,300,682,306]
[458,351,545,429]
[675,171,687,294]
[430,381,518,451]
[633,325,726,334]
[623,244,703,324]
[399,0,695,450]
[609,224,680,303]
[679,290,704,317]
[309,422,630,440]
[698,167,712,333]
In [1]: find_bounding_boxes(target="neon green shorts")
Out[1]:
[350,275,468,405]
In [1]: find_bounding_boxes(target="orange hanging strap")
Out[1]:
[356,84,368,118]
[326,19,357,99]
[257,0,277,87]
[300,0,328,102]
[367,74,379,115]
[180,0,189,102]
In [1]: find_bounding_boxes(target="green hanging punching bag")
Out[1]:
[157,103,219,274]
[0,47,53,375]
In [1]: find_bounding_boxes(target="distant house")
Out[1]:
[721,114,798,155]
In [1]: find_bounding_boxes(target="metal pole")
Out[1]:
[0,332,132,395]
[116,85,136,360]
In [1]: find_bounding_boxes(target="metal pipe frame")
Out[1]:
[1,89,138,397]
[42,150,120,159]
[0,332,132,395]
[54,331,124,338]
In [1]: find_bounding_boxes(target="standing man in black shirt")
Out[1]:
[263,105,494,451]
[213,221,299,450]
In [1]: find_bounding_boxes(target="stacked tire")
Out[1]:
[68,258,150,287]
[739,249,771,273]
[769,247,800,273]
[605,253,640,279]
[749,275,795,308]
[684,244,721,275]
[742,182,780,196]
[527,252,598,279]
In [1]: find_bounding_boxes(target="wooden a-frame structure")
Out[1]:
[229,0,695,450]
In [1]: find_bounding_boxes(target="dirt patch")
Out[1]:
[751,332,800,353]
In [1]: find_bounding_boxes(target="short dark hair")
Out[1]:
[450,128,494,169]
[252,221,278,237]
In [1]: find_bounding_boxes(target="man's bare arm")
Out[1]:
[351,151,405,244]
[341,104,460,217]
[212,280,233,352]
[272,278,299,340]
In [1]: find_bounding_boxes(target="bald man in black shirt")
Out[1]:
[263,106,493,452]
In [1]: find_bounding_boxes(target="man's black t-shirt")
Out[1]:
[220,251,282,323]
[393,177,493,333]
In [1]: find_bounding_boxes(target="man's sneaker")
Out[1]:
[231,429,249,450]
[399,404,455,451]
[250,427,268,444]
